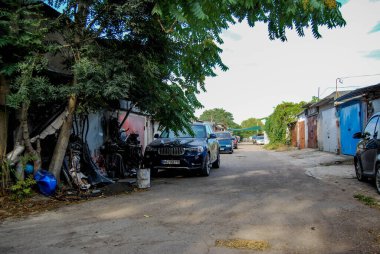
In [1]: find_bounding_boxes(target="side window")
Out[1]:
[206,125,212,137]
[375,117,380,139]
[364,116,379,139]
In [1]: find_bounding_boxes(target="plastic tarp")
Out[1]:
[228,126,262,132]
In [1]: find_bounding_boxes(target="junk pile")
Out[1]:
[60,115,144,194]
[5,113,144,198]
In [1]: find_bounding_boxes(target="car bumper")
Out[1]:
[144,153,205,170]
[219,146,233,153]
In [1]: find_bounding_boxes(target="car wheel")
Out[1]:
[376,166,380,194]
[201,153,210,176]
[355,160,365,182]
[212,152,220,168]
[150,168,158,177]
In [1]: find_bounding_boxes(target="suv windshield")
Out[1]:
[257,136,264,140]
[216,132,232,139]
[160,125,206,138]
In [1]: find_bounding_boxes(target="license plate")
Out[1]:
[220,148,225,150]
[161,160,180,165]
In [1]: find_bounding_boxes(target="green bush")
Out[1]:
[265,101,306,145]
[10,176,36,201]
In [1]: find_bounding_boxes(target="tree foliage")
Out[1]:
[265,101,306,144]
[0,0,54,107]
[199,108,238,128]
[240,117,264,138]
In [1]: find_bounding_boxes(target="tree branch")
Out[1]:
[157,18,177,33]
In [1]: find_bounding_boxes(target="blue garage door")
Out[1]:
[339,101,362,156]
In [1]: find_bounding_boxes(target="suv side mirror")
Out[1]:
[209,133,217,139]
[352,132,362,139]
[154,133,159,139]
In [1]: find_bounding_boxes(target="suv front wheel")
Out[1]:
[376,167,380,194]
[355,160,365,182]
[201,153,210,176]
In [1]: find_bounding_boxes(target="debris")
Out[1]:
[215,239,270,250]
[100,182,133,196]
[143,215,150,218]
[34,169,57,196]
[311,227,316,230]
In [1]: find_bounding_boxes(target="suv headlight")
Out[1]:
[185,146,204,153]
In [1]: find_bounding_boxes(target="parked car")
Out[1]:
[143,122,220,177]
[255,135,265,145]
[353,112,380,194]
[215,131,233,153]
[232,136,238,149]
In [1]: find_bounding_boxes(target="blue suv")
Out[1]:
[215,131,234,154]
[143,123,220,177]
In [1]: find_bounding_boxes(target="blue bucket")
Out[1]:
[25,164,34,174]
[34,170,57,196]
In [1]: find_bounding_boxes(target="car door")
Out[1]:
[360,116,379,174]
[206,125,217,162]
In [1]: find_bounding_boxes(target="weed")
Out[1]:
[10,176,36,201]
[354,193,380,208]
[264,143,292,151]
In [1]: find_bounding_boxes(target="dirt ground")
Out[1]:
[0,182,136,221]
[1,144,380,254]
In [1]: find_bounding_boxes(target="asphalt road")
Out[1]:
[1,144,380,254]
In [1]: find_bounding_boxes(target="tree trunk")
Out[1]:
[0,74,10,194]
[20,102,41,173]
[49,94,77,181]
[0,74,9,162]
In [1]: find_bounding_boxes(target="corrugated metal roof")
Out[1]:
[312,91,351,107]
[335,83,380,102]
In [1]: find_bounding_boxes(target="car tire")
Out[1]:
[201,153,210,176]
[212,152,220,168]
[150,168,158,177]
[355,160,365,182]
[375,166,380,194]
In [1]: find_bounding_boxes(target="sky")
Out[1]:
[195,0,380,124]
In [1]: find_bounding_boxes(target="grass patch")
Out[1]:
[263,143,292,151]
[354,194,380,208]
[215,239,270,250]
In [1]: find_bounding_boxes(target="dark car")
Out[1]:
[216,131,233,154]
[353,112,380,194]
[232,136,238,149]
[143,123,220,177]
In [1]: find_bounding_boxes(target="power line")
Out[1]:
[336,73,380,98]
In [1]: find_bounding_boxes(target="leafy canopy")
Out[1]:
[240,117,264,138]
[0,0,55,109]
[9,0,346,134]
[199,108,239,128]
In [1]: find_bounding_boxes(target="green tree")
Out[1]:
[265,101,306,145]
[240,117,264,138]
[199,108,238,128]
[0,0,53,189]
